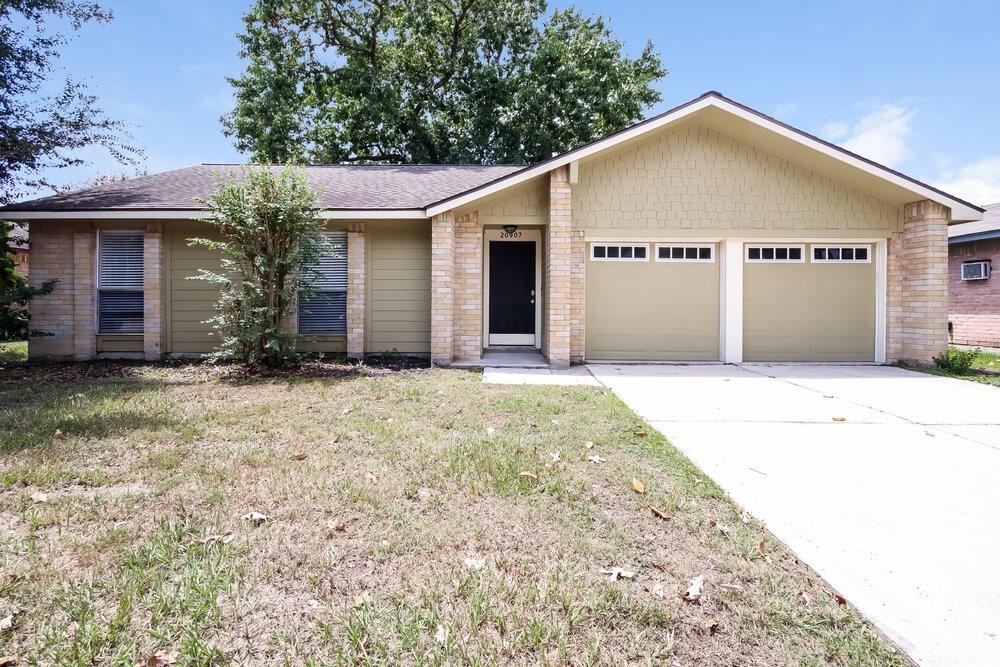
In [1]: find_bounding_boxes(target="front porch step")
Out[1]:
[451,350,549,369]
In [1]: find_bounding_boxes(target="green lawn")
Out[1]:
[0,361,905,666]
[925,347,1000,386]
[0,340,27,364]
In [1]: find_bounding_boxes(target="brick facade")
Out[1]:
[29,223,77,358]
[143,224,163,360]
[347,222,366,359]
[949,237,1000,348]
[454,211,483,360]
[545,166,573,368]
[72,227,97,360]
[569,229,585,363]
[430,212,455,365]
[885,200,950,364]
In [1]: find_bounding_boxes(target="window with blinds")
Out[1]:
[98,231,144,334]
[298,231,348,334]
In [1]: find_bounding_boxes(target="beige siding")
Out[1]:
[463,177,548,227]
[166,221,221,355]
[366,221,431,355]
[573,121,901,235]
[744,255,876,361]
[97,335,143,353]
[585,244,720,360]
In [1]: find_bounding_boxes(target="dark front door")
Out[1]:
[489,240,536,343]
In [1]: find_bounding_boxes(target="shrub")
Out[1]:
[934,346,980,374]
[189,167,327,367]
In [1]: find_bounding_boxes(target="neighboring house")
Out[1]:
[6,223,28,277]
[948,203,1000,348]
[0,92,984,366]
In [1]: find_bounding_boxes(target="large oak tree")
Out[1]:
[224,0,667,165]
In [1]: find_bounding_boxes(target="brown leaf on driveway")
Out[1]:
[832,416,847,422]
[632,479,646,494]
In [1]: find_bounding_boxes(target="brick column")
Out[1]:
[143,223,163,360]
[454,211,483,360]
[569,229,586,363]
[347,222,366,359]
[545,166,572,368]
[431,211,456,365]
[891,200,950,364]
[72,226,97,361]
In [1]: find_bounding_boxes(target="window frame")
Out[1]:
[589,243,650,262]
[297,230,349,335]
[810,244,873,264]
[744,244,806,264]
[655,244,715,263]
[96,229,144,335]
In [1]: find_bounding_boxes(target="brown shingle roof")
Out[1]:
[0,164,525,212]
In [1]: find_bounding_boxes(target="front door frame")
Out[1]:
[483,227,542,348]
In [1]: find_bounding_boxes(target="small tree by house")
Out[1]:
[190,167,327,367]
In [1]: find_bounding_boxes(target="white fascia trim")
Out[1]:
[1,209,428,221]
[424,95,983,222]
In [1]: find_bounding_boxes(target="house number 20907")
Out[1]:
[499,231,522,239]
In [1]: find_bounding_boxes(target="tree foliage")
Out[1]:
[224,0,666,165]
[0,0,141,202]
[189,168,327,367]
[1,220,55,340]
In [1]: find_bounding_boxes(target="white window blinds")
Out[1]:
[98,231,144,334]
[298,231,348,334]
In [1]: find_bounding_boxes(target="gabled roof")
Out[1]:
[425,91,984,222]
[0,164,523,218]
[949,203,1000,244]
[0,91,985,223]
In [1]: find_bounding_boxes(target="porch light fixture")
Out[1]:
[502,224,518,234]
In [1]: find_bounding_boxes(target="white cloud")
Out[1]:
[774,102,798,119]
[934,157,1000,207]
[820,121,849,141]
[835,104,914,167]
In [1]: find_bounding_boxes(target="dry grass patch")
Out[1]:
[0,362,906,666]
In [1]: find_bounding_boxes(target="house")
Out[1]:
[948,203,1000,348]
[6,223,28,276]
[0,92,984,366]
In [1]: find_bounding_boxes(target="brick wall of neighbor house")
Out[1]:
[884,201,950,364]
[949,237,1000,347]
[430,211,455,365]
[545,166,573,368]
[347,222,365,359]
[454,211,483,360]
[28,222,79,358]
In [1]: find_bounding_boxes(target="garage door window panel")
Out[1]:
[745,245,804,263]
[811,245,871,263]
[590,243,649,262]
[656,245,715,262]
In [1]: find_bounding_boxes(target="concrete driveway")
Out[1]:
[588,363,1000,667]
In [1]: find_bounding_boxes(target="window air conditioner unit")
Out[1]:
[961,261,991,281]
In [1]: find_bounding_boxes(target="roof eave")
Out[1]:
[0,208,429,221]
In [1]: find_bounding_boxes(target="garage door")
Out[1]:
[586,242,720,360]
[743,244,875,361]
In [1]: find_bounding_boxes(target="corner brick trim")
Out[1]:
[143,225,163,360]
[545,166,572,368]
[347,222,366,359]
[431,212,456,365]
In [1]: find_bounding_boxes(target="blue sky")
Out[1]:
[32,0,1000,205]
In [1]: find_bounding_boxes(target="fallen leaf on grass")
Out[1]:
[601,567,635,581]
[341,407,352,415]
[633,430,648,437]
[0,615,12,632]
[708,519,730,535]
[739,510,751,524]
[703,617,719,634]
[585,441,595,449]
[756,539,766,555]
[191,532,236,546]
[797,590,813,604]
[434,625,448,645]
[588,455,606,464]
[681,575,705,602]
[242,511,268,527]
[0,657,16,667]
[650,561,667,572]
[328,520,348,532]
[548,451,560,463]
[649,506,671,520]
[143,651,177,667]
[463,557,486,571]
[650,583,665,598]
[632,479,646,494]
[29,492,47,504]
[834,593,847,605]
[289,453,308,461]
[518,471,537,480]
[486,427,496,436]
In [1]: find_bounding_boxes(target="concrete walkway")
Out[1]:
[587,363,1000,667]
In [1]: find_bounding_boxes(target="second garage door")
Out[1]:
[743,243,876,362]
[586,242,720,360]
